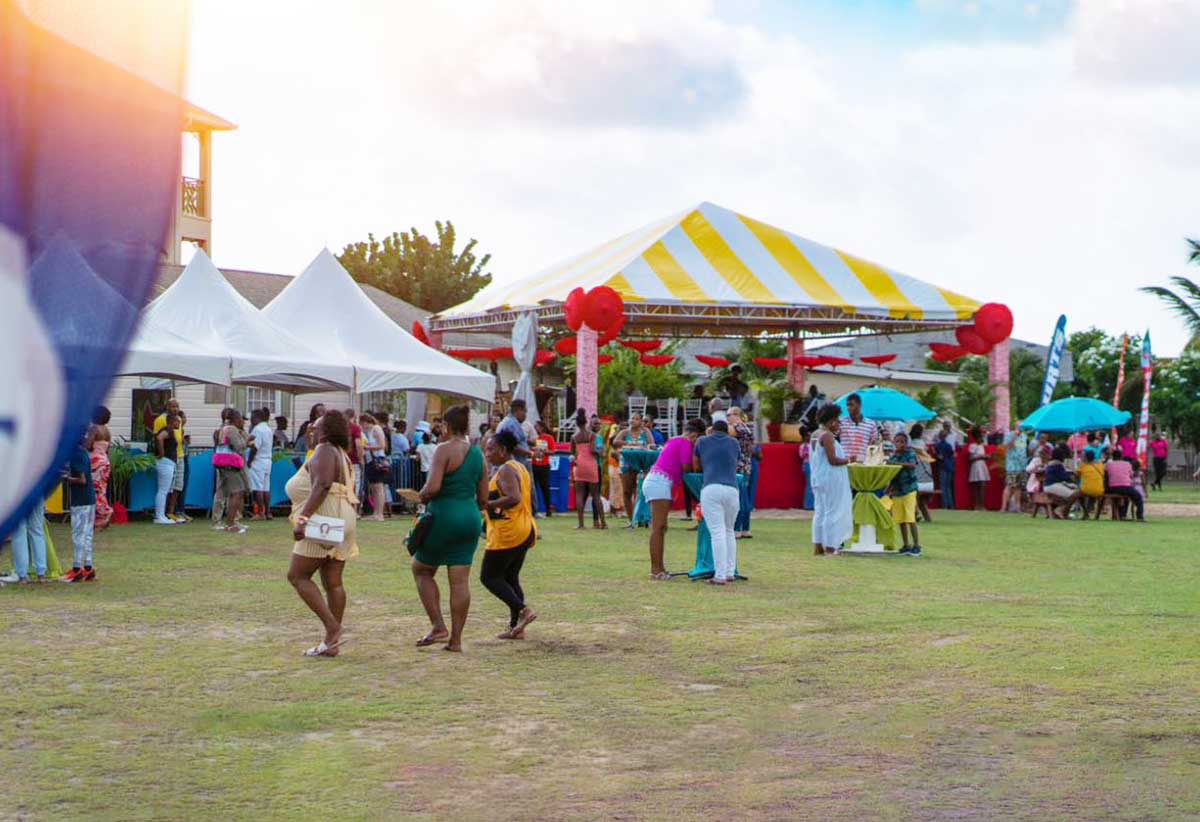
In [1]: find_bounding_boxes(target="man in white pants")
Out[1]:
[692,420,742,585]
[247,408,274,519]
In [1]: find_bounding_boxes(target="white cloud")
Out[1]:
[1072,0,1200,86]
[187,0,1200,355]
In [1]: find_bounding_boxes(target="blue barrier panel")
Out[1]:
[549,455,570,513]
[271,459,297,506]
[184,451,215,511]
[128,467,156,512]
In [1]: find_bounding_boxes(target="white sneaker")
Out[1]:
[0,571,18,583]
[153,517,177,525]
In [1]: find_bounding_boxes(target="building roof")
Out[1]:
[153,263,429,330]
[185,102,237,131]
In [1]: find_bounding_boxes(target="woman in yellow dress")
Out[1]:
[285,409,359,658]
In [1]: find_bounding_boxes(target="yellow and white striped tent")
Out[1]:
[434,202,981,335]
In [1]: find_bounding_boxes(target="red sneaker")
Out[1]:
[61,568,83,583]
[82,568,96,582]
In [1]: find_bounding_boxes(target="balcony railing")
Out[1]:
[181,176,205,216]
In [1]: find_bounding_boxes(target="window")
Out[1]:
[242,389,293,421]
[203,384,227,405]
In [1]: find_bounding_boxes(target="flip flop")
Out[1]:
[303,637,347,657]
[650,571,672,581]
[416,632,449,647]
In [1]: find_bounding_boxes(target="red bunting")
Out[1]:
[598,354,614,365]
[860,354,897,367]
[553,337,577,357]
[793,355,824,368]
[928,342,965,359]
[640,354,676,367]
[753,357,789,370]
[695,354,731,368]
[620,339,662,353]
[446,349,478,360]
[822,356,854,368]
[411,321,431,346]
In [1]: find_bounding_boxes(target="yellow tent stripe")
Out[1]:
[641,241,711,302]
[936,287,979,320]
[681,211,776,303]
[835,251,923,319]
[603,272,642,301]
[738,215,852,311]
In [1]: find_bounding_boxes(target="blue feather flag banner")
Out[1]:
[1039,315,1068,407]
[0,0,187,538]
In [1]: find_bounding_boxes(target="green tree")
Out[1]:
[338,221,492,313]
[1008,346,1046,420]
[1153,349,1200,450]
[1066,328,1142,413]
[915,386,949,417]
[953,356,994,425]
[1139,238,1200,347]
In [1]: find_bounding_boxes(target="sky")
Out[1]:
[185,0,1200,356]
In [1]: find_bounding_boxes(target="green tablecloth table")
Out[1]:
[682,472,747,579]
[621,448,659,527]
[847,464,901,552]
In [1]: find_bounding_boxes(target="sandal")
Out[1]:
[650,571,673,581]
[303,636,347,657]
[225,524,248,534]
[416,631,449,647]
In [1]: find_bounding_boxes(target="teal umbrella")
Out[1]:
[1020,397,1131,433]
[834,387,936,422]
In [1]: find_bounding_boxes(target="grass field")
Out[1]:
[3,508,1199,821]
[1146,480,1200,506]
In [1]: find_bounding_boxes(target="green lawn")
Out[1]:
[3,510,1199,820]
[1148,480,1200,506]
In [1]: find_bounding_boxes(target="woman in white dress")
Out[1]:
[810,404,852,556]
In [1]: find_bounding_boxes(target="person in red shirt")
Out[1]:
[531,420,558,517]
[1150,431,1169,491]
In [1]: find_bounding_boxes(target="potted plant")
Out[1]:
[755,380,797,443]
[107,444,156,519]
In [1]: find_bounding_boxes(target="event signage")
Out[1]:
[0,5,185,540]
[1135,332,1153,469]
[1039,315,1068,407]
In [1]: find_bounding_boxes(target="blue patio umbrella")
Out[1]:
[834,388,936,422]
[1019,397,1131,433]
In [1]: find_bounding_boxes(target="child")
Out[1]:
[64,438,97,582]
[887,431,921,556]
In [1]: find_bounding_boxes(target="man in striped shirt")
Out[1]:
[839,393,879,463]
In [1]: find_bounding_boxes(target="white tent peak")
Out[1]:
[144,249,352,391]
[262,249,495,401]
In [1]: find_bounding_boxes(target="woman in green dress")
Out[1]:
[412,405,488,652]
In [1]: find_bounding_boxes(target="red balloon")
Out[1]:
[411,321,431,346]
[928,343,967,362]
[553,337,577,357]
[598,354,614,365]
[973,303,1014,344]
[564,287,587,332]
[955,325,991,355]
[534,349,557,367]
[583,286,624,332]
[598,313,626,346]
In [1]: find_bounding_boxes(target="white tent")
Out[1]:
[263,249,494,402]
[143,250,352,392]
[28,236,231,386]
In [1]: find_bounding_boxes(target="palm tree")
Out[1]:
[1140,238,1200,346]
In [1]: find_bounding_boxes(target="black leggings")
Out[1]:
[575,481,602,521]
[1153,458,1167,489]
[1109,486,1144,520]
[480,542,532,627]
[682,482,696,517]
[532,464,552,515]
